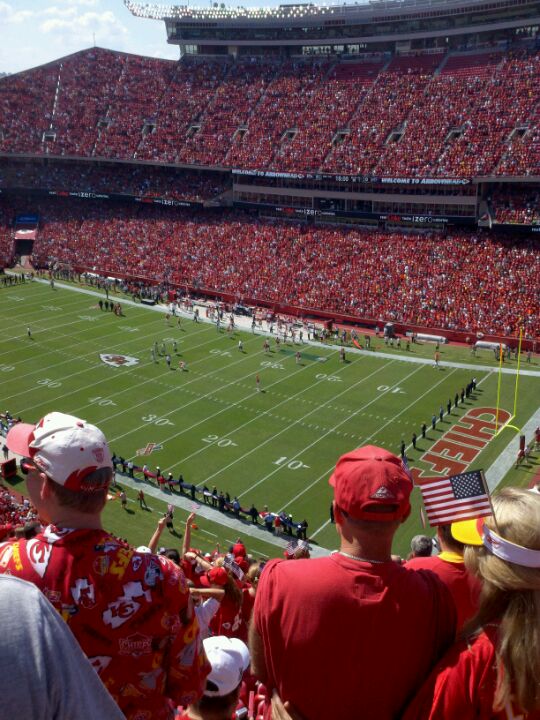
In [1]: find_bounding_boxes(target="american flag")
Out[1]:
[417,470,492,526]
[223,554,244,580]
[285,539,310,557]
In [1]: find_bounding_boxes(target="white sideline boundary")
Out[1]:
[484,408,540,492]
[22,276,540,378]
[111,473,331,558]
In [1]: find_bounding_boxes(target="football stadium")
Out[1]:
[0,0,539,717]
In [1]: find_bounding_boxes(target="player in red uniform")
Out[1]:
[0,411,209,720]
[404,488,540,720]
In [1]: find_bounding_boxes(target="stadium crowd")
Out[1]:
[0,159,227,203]
[10,199,537,339]
[0,485,37,540]
[0,413,539,719]
[0,46,538,176]
[490,186,540,225]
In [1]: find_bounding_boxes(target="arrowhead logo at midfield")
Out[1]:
[100,354,140,368]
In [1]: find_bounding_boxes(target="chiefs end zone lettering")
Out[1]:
[412,407,511,485]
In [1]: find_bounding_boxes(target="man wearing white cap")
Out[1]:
[0,411,209,720]
[179,635,250,720]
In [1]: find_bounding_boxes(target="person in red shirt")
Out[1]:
[0,411,209,720]
[200,565,246,641]
[404,488,540,720]
[406,521,481,632]
[250,445,456,720]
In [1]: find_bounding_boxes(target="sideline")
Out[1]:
[484,408,540,492]
[114,473,331,557]
[25,276,540,378]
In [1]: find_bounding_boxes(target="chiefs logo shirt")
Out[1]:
[0,526,209,720]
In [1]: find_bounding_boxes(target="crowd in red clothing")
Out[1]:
[0,159,227,203]
[0,46,538,177]
[0,485,37,539]
[16,198,537,338]
[490,186,540,225]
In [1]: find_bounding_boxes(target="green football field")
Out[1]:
[1,278,539,559]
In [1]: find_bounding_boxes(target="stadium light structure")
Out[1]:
[123,0,355,21]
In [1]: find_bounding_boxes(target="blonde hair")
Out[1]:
[464,487,540,713]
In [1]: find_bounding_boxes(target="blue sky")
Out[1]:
[0,0,284,74]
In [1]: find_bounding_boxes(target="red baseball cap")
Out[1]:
[235,556,249,573]
[232,541,246,557]
[329,445,412,522]
[200,566,229,587]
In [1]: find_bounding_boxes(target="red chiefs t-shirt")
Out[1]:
[403,625,540,719]
[209,591,244,640]
[254,554,456,720]
[0,525,210,720]
[406,552,481,632]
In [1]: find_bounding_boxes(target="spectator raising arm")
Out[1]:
[147,515,169,554]
[182,511,197,557]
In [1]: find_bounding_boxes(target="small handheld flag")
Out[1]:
[417,470,491,526]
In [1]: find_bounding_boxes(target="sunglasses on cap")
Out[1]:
[20,458,40,476]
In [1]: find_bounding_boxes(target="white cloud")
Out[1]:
[41,6,78,17]
[0,0,173,73]
[148,43,179,60]
[38,10,128,55]
[0,2,35,24]
[59,0,100,5]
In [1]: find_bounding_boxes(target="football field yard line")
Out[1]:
[204,361,418,496]
[0,309,165,384]
[252,365,457,506]
[113,473,330,557]
[305,367,459,537]
[311,518,332,539]
[109,343,342,446]
[155,354,373,473]
[5,320,226,401]
[8,321,261,412]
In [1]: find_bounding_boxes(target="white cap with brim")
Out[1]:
[6,412,112,491]
[203,636,250,697]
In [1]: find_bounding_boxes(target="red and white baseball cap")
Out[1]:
[329,445,412,522]
[6,412,112,491]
